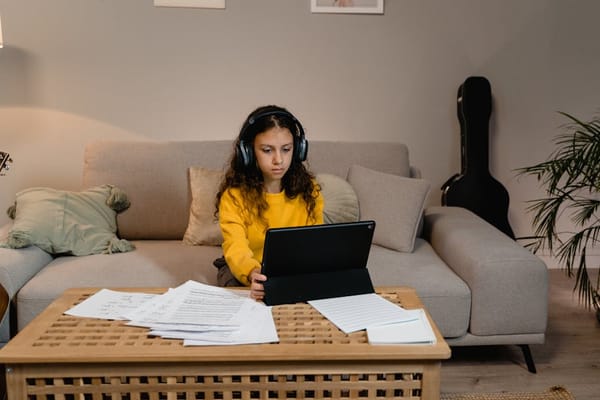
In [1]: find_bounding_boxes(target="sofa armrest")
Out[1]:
[423,206,548,337]
[0,223,53,321]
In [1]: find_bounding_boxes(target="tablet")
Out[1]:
[261,220,376,305]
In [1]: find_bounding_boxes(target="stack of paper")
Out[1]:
[65,281,279,346]
[308,293,436,345]
[66,284,435,346]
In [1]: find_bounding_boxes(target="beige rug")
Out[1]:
[441,386,575,400]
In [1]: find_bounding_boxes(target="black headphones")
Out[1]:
[237,110,308,167]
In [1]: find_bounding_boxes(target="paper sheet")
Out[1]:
[122,280,253,326]
[308,293,419,333]
[157,302,279,345]
[367,309,436,344]
[64,281,279,346]
[64,289,157,320]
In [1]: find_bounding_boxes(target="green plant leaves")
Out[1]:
[516,111,600,310]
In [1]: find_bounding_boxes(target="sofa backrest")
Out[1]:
[83,140,412,240]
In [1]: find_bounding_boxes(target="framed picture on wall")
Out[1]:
[311,0,384,14]
[154,0,225,8]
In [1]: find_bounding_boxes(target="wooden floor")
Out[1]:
[441,268,600,400]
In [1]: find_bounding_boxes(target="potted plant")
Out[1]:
[517,111,600,320]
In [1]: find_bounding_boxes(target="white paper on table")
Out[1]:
[64,289,157,320]
[308,293,419,334]
[367,309,436,345]
[156,301,276,342]
[151,328,239,341]
[183,303,279,346]
[64,281,279,346]
[123,280,255,326]
[126,321,237,331]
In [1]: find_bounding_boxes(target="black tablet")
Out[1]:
[261,220,376,305]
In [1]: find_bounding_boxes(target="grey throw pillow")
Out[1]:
[347,165,430,253]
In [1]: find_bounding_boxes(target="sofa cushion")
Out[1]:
[183,167,224,246]
[83,141,234,240]
[316,174,360,224]
[83,141,412,240]
[16,240,222,330]
[1,185,134,256]
[348,165,430,252]
[367,239,471,338]
[308,142,412,178]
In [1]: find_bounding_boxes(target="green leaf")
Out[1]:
[517,111,600,310]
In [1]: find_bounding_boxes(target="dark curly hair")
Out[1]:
[215,105,320,229]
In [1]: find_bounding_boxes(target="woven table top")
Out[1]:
[0,286,450,364]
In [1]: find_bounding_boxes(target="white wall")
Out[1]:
[1,0,600,265]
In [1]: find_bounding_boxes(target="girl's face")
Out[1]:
[253,126,294,192]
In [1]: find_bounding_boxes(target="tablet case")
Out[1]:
[261,220,376,306]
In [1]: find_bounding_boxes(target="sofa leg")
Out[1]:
[519,344,537,373]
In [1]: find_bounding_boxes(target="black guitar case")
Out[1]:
[441,76,515,239]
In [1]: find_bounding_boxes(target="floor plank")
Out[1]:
[441,268,600,400]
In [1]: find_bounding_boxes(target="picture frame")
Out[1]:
[154,0,225,9]
[310,0,384,14]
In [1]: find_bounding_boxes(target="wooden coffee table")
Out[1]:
[0,286,450,400]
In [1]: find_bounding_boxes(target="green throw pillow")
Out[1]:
[316,173,360,224]
[1,185,135,256]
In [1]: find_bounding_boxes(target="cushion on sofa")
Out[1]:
[16,240,222,330]
[307,142,412,178]
[316,174,360,224]
[82,141,411,240]
[347,165,430,253]
[182,168,361,247]
[83,141,235,240]
[183,167,224,246]
[367,239,471,338]
[0,185,134,256]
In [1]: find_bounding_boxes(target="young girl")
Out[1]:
[215,105,324,300]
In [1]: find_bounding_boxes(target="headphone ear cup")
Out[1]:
[237,140,253,167]
[296,136,308,162]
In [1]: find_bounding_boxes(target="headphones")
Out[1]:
[237,110,308,167]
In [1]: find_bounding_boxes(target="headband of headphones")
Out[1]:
[237,109,308,167]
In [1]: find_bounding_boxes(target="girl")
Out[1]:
[215,105,324,300]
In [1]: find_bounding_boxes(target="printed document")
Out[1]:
[64,289,157,320]
[122,280,253,326]
[64,281,279,346]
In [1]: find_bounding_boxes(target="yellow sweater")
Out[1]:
[219,187,324,285]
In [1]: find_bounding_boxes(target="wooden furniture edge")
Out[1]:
[0,286,451,364]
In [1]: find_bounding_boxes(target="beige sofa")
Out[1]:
[0,140,548,371]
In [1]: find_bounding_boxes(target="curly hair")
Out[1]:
[215,105,320,229]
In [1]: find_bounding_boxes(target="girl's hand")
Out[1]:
[249,269,267,301]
